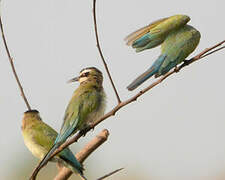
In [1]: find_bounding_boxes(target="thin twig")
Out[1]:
[93,0,121,103]
[54,129,109,180]
[0,13,31,110]
[96,168,124,180]
[30,40,225,180]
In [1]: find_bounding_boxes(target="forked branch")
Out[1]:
[54,129,109,180]
[93,0,121,103]
[31,39,225,180]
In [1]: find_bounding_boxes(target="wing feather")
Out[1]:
[125,17,168,46]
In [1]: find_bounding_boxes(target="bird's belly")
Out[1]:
[23,136,46,160]
[85,102,105,127]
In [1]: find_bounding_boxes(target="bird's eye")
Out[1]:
[84,72,89,76]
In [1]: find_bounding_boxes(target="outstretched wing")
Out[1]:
[125,17,168,46]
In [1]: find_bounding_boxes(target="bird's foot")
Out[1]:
[174,66,179,73]
[80,125,91,137]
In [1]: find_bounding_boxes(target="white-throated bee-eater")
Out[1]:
[127,25,201,90]
[35,67,106,176]
[21,110,87,180]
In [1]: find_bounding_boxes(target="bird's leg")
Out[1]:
[174,65,179,72]
[79,125,92,137]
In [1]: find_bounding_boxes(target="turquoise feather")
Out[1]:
[127,25,201,91]
[21,110,86,179]
[125,14,190,52]
[35,67,106,177]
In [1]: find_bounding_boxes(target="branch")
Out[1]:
[31,129,109,180]
[96,168,124,180]
[93,0,121,103]
[54,129,109,180]
[31,40,225,179]
[0,11,31,110]
[45,39,225,157]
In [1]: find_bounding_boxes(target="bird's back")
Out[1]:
[158,25,201,75]
[59,82,106,141]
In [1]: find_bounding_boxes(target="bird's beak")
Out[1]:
[67,76,79,83]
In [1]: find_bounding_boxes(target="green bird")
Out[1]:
[36,67,106,174]
[125,14,190,52]
[127,25,201,90]
[21,110,87,180]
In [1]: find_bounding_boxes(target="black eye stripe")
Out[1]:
[80,72,89,77]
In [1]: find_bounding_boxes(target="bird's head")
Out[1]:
[68,67,103,86]
[176,14,190,25]
[22,110,42,130]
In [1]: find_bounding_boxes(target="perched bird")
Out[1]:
[127,25,201,91]
[21,110,87,180]
[125,14,190,52]
[35,67,106,174]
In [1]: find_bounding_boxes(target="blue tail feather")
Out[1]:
[127,54,166,91]
[132,34,151,48]
[60,148,84,174]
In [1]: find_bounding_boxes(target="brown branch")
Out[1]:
[0,13,31,110]
[31,40,225,179]
[96,168,124,180]
[54,129,109,180]
[93,0,121,103]
[48,39,225,154]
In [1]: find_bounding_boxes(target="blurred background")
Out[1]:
[0,0,225,179]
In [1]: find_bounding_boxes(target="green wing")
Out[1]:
[159,25,201,75]
[125,17,168,46]
[31,121,58,151]
[59,88,102,138]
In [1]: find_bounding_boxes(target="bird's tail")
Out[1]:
[73,168,88,180]
[127,54,166,91]
[67,164,87,180]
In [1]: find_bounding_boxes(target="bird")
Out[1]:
[125,14,190,52]
[21,110,87,180]
[127,25,201,91]
[35,67,106,175]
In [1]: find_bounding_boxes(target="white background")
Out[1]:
[0,0,225,179]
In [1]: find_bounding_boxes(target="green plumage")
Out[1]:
[126,23,201,91]
[21,110,85,179]
[35,67,106,176]
[157,25,201,76]
[59,67,106,142]
[125,14,190,52]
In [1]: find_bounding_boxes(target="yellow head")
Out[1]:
[22,110,42,130]
[173,14,190,25]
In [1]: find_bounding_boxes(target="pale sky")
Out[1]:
[0,0,225,180]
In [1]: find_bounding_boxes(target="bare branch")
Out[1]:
[0,12,31,110]
[54,129,109,180]
[30,40,225,179]
[93,0,121,103]
[31,129,109,180]
[46,39,225,159]
[96,168,124,180]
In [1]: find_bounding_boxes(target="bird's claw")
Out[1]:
[174,66,179,73]
[80,125,91,137]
